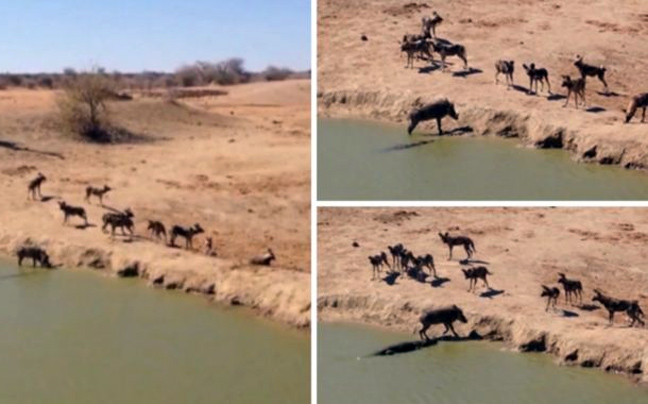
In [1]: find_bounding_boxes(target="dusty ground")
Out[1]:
[318,0,648,169]
[0,79,310,327]
[318,208,648,382]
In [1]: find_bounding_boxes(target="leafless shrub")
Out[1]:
[262,66,294,81]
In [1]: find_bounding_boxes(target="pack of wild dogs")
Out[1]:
[398,11,647,137]
[17,172,276,269]
[366,230,645,341]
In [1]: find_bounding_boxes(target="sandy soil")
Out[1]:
[318,207,648,382]
[318,0,648,169]
[0,80,311,327]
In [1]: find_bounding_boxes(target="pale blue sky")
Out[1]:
[0,0,310,73]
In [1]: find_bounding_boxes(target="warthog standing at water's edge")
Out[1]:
[16,246,52,268]
[407,99,459,135]
[418,305,468,340]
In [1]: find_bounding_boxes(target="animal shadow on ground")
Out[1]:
[430,276,451,287]
[381,140,434,153]
[74,223,96,230]
[597,91,620,97]
[547,93,567,101]
[452,67,483,78]
[511,84,530,94]
[418,63,442,74]
[40,196,57,203]
[585,106,606,113]
[370,331,483,357]
[382,271,401,285]
[480,288,505,299]
[562,310,580,318]
[0,139,65,160]
[578,303,601,312]
[459,258,490,265]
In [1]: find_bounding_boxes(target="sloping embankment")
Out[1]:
[319,293,647,384]
[319,89,648,171]
[0,231,310,329]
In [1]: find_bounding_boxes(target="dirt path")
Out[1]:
[0,80,311,327]
[318,0,648,170]
[318,207,648,383]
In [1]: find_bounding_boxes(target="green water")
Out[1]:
[0,261,309,403]
[318,119,648,201]
[319,323,648,404]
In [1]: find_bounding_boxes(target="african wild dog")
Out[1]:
[387,244,405,270]
[368,252,389,279]
[592,289,645,327]
[407,99,459,135]
[418,253,436,277]
[574,55,608,91]
[16,246,52,268]
[169,223,204,249]
[495,60,515,88]
[438,232,475,260]
[85,185,112,205]
[28,172,46,200]
[250,248,276,266]
[541,285,560,311]
[522,63,551,95]
[102,209,134,236]
[430,40,468,71]
[461,266,491,292]
[557,273,583,305]
[421,12,443,39]
[418,305,468,340]
[147,220,167,242]
[561,75,586,108]
[401,37,432,68]
[58,201,88,226]
[625,93,648,124]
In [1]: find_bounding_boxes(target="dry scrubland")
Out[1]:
[319,208,648,383]
[0,80,311,327]
[318,0,648,169]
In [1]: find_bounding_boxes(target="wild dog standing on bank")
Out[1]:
[421,12,443,39]
[169,223,204,249]
[58,201,88,226]
[387,244,405,270]
[417,305,468,340]
[431,40,468,71]
[85,185,112,205]
[401,37,432,68]
[625,93,648,123]
[250,248,276,266]
[368,252,389,279]
[592,289,645,327]
[541,285,560,311]
[557,272,583,305]
[407,99,459,135]
[495,60,515,88]
[574,55,608,92]
[16,246,52,268]
[102,208,135,236]
[561,75,586,108]
[523,63,551,95]
[461,266,492,292]
[27,172,46,200]
[438,232,475,260]
[147,220,167,242]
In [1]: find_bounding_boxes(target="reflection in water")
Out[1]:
[318,119,648,201]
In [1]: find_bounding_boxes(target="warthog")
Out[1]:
[418,305,468,340]
[592,289,645,327]
[407,99,459,135]
[16,246,52,268]
[439,232,475,260]
[541,285,560,311]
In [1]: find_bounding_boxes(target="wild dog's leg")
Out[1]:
[599,73,608,90]
[442,323,450,335]
[420,323,431,340]
[546,77,552,94]
[563,89,570,107]
[448,245,453,260]
[546,297,551,311]
[642,106,646,123]
[448,322,459,337]
[18,254,23,266]
[483,276,490,289]
[609,310,614,324]
[436,117,443,135]
[464,244,471,259]
[495,70,499,84]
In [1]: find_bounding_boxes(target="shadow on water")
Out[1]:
[380,140,434,153]
[480,288,505,299]
[368,332,483,357]
[430,276,451,288]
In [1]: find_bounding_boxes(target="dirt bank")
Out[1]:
[0,80,310,328]
[318,208,648,383]
[318,0,648,170]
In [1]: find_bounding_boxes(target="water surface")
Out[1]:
[0,261,309,403]
[319,322,647,404]
[318,119,648,200]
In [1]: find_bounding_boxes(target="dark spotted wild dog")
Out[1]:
[418,253,436,277]
[522,63,551,95]
[561,75,586,108]
[557,273,583,305]
[85,185,112,205]
[147,220,167,242]
[368,252,389,279]
[421,12,443,39]
[418,305,468,340]
[58,201,88,226]
[574,55,608,91]
[431,40,468,71]
[16,246,52,268]
[439,232,475,260]
[495,60,515,88]
[625,93,648,123]
[407,99,459,135]
[592,289,645,327]
[401,38,432,68]
[27,172,46,200]
[250,248,276,266]
[541,285,560,311]
[170,223,204,249]
[102,209,134,236]
[461,266,491,292]
[387,244,405,270]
